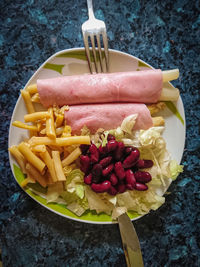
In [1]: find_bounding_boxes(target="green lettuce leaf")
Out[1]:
[46,182,64,203]
[85,186,114,215]
[170,160,184,180]
[120,114,138,135]
[60,169,89,215]
[139,127,165,147]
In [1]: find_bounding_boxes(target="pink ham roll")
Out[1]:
[37,70,162,107]
[64,103,153,134]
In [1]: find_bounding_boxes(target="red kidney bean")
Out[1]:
[80,144,90,155]
[102,164,114,177]
[114,162,125,180]
[98,145,108,156]
[80,155,90,173]
[89,144,99,163]
[107,134,115,141]
[123,149,140,168]
[136,159,153,169]
[91,180,111,193]
[114,142,125,161]
[107,140,118,152]
[117,183,126,193]
[135,183,148,191]
[134,171,152,183]
[108,185,118,195]
[131,166,139,173]
[125,146,134,155]
[136,159,145,168]
[126,184,134,190]
[125,169,136,188]
[109,173,118,186]
[84,174,92,185]
[91,164,102,183]
[99,156,112,168]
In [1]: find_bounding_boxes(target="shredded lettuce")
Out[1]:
[85,186,114,215]
[81,125,91,136]
[115,187,165,217]
[60,169,89,215]
[170,160,184,180]
[139,127,165,147]
[75,184,85,199]
[67,202,86,216]
[101,131,109,147]
[121,114,138,135]
[46,182,64,203]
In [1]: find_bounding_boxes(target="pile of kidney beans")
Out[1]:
[79,134,153,195]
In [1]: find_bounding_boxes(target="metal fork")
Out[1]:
[82,0,109,73]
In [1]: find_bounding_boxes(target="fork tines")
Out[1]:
[82,31,109,74]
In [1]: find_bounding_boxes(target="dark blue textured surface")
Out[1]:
[0,0,200,266]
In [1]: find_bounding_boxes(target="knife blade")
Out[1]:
[118,213,144,267]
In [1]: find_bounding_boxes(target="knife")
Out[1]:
[118,213,144,267]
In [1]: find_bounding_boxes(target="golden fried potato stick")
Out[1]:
[52,151,66,181]
[26,163,47,188]
[18,142,46,174]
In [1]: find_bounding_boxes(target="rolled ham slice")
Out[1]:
[64,103,153,134]
[37,70,162,107]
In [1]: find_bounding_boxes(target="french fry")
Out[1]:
[21,90,35,114]
[62,147,81,167]
[46,107,56,138]
[40,125,64,136]
[12,121,38,131]
[26,163,47,187]
[55,114,64,128]
[21,90,37,137]
[24,111,50,123]
[64,145,78,154]
[52,151,66,181]
[40,150,57,182]
[25,84,38,94]
[46,171,54,185]
[55,126,64,136]
[55,136,90,146]
[61,125,71,137]
[37,122,44,132]
[21,176,36,187]
[9,145,27,173]
[31,145,46,153]
[28,136,91,146]
[28,136,53,146]
[63,149,70,158]
[18,142,46,174]
[31,93,40,103]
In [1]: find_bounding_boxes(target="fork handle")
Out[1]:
[87,0,95,19]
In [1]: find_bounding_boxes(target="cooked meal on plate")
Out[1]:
[9,69,183,220]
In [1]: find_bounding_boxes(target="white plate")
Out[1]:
[8,48,186,224]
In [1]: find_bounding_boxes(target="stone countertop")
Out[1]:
[0,0,199,266]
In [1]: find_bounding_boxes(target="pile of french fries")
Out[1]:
[9,85,91,188]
